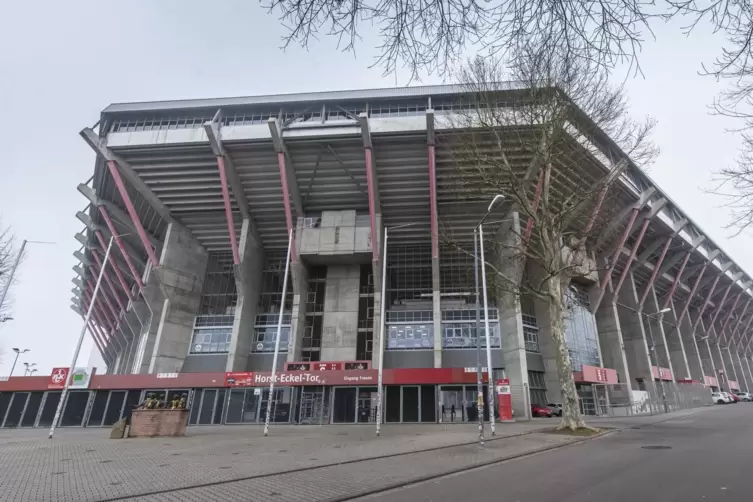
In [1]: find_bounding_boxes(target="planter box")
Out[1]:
[129,409,189,438]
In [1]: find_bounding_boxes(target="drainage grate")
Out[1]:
[642,445,672,450]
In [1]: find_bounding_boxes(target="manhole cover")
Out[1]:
[278,449,288,453]
[171,453,182,456]
[219,466,232,470]
[158,464,169,468]
[270,492,281,497]
[85,449,96,453]
[333,445,341,449]
[61,458,71,462]
[641,445,672,450]
[100,460,114,464]
[109,482,121,486]
[51,472,66,475]
[336,432,348,436]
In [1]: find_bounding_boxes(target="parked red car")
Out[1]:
[729,392,740,402]
[531,404,553,417]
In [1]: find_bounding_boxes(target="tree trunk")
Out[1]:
[547,277,589,430]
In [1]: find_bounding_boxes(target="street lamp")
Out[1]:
[376,222,417,437]
[644,307,671,413]
[28,368,38,376]
[474,194,505,438]
[9,348,30,377]
[23,362,36,376]
[0,316,12,323]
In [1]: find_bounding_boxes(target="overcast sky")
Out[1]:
[1,1,752,376]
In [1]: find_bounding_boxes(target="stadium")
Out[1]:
[0,84,748,428]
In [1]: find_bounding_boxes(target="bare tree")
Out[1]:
[264,0,655,79]
[0,222,21,323]
[439,50,657,430]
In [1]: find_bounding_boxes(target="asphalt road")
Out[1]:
[357,404,753,502]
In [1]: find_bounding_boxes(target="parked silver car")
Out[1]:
[547,403,563,417]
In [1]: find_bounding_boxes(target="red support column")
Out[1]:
[728,300,751,343]
[216,156,241,265]
[708,285,736,340]
[94,230,134,302]
[91,251,127,313]
[691,275,721,333]
[106,160,160,268]
[99,206,145,292]
[661,251,693,311]
[88,276,120,328]
[583,181,611,236]
[277,151,297,263]
[675,262,710,323]
[638,236,673,309]
[523,170,545,246]
[720,295,745,343]
[364,147,379,262]
[612,217,651,298]
[428,144,439,262]
[600,207,640,289]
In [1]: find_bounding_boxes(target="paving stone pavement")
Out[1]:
[0,407,713,502]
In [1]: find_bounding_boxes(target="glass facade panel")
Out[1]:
[564,284,601,371]
[441,322,500,348]
[386,323,434,349]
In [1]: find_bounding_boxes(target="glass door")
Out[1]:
[198,390,218,424]
[402,386,419,422]
[333,387,357,423]
[357,387,378,423]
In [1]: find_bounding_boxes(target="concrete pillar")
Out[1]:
[744,355,753,391]
[731,348,749,392]
[321,265,360,361]
[131,299,156,374]
[227,219,265,371]
[371,214,383,368]
[493,211,528,417]
[527,261,560,398]
[675,300,705,381]
[643,285,676,384]
[148,223,208,373]
[592,285,632,390]
[287,261,309,363]
[654,288,690,380]
[695,316,718,382]
[430,234,442,368]
[615,274,654,390]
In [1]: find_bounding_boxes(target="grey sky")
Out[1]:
[1,1,751,375]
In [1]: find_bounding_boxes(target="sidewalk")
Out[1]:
[0,407,714,502]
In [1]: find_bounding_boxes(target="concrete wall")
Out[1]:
[442,349,505,370]
[149,223,208,374]
[386,350,434,368]
[288,261,309,363]
[182,354,228,372]
[321,265,360,361]
[227,219,264,371]
[246,353,286,372]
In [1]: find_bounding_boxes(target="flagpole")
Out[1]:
[48,236,114,438]
[264,229,293,436]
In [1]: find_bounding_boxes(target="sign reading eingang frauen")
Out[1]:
[224,370,378,387]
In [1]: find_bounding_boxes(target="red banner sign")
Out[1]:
[225,370,378,387]
[574,365,619,385]
[495,378,513,421]
[48,367,69,389]
[284,361,370,371]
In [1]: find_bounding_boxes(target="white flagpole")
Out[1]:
[264,229,293,436]
[49,236,114,439]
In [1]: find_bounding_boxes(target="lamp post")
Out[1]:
[23,362,36,376]
[376,223,417,437]
[28,368,38,376]
[9,348,29,376]
[644,307,671,413]
[474,194,504,438]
